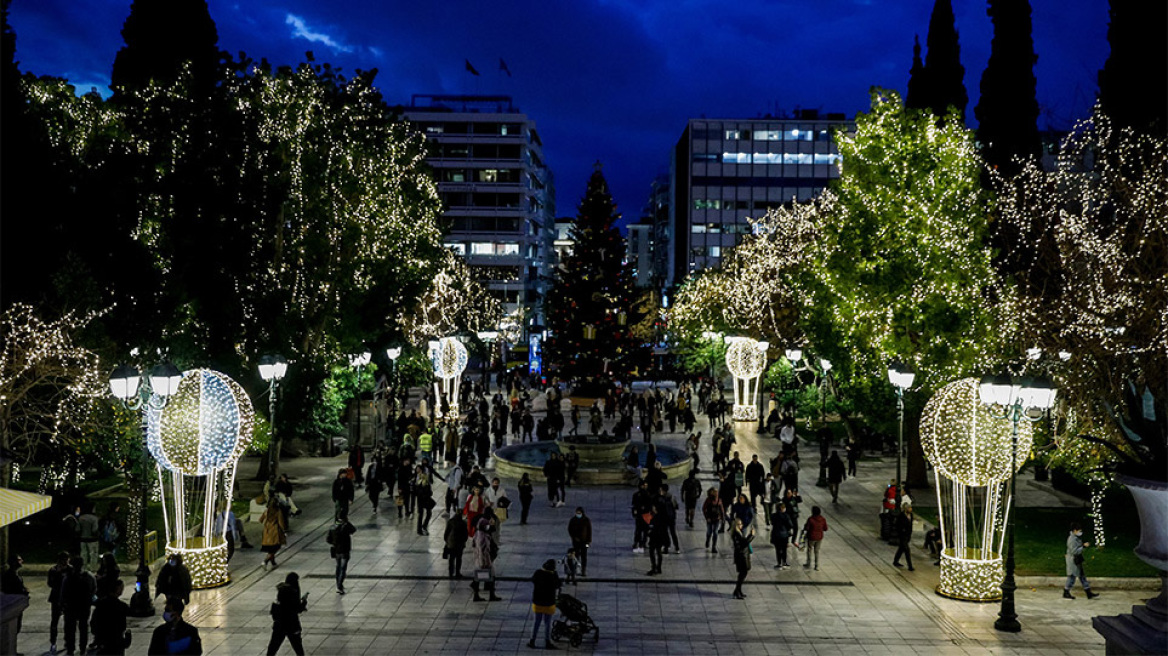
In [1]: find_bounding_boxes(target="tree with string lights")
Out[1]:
[545,167,647,379]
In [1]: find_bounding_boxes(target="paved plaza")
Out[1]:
[11,405,1155,655]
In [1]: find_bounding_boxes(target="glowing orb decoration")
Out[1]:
[432,337,469,379]
[147,369,255,476]
[725,338,768,379]
[920,378,1032,487]
[922,378,1030,602]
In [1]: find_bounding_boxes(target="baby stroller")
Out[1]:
[551,592,600,647]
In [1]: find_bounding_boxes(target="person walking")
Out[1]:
[397,456,415,519]
[1,554,29,653]
[327,513,357,594]
[155,553,191,605]
[261,496,288,569]
[1064,522,1099,599]
[366,461,384,514]
[414,465,435,536]
[90,578,130,655]
[147,599,201,655]
[46,551,70,655]
[213,502,241,562]
[731,518,754,599]
[702,488,724,553]
[76,502,102,571]
[471,518,502,602]
[892,506,915,571]
[444,510,470,579]
[646,507,668,576]
[527,559,562,650]
[444,461,465,517]
[770,502,793,569]
[730,493,754,530]
[96,552,121,593]
[567,507,592,577]
[745,455,766,510]
[518,473,535,525]
[845,440,859,477]
[332,468,355,519]
[62,556,96,656]
[801,506,829,571]
[464,486,487,538]
[681,470,702,528]
[826,451,847,504]
[265,573,307,656]
[659,484,681,553]
[564,446,580,487]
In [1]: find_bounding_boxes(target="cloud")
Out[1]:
[285,13,353,53]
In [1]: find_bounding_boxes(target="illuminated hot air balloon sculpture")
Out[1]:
[146,369,254,588]
[429,337,469,419]
[725,338,769,422]
[920,378,1032,601]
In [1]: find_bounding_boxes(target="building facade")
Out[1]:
[668,110,852,287]
[625,223,652,288]
[403,95,556,326]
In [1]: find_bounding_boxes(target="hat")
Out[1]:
[544,559,557,570]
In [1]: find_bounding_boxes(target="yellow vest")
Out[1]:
[419,432,433,451]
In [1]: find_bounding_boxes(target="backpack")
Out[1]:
[326,528,336,545]
[100,518,120,544]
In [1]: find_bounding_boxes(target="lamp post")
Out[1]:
[755,341,771,434]
[886,360,916,512]
[346,351,372,455]
[109,361,182,617]
[978,373,1058,633]
[385,347,402,417]
[476,331,498,393]
[258,355,288,479]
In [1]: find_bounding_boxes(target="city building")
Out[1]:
[625,223,652,288]
[668,109,853,287]
[403,95,556,329]
[552,217,575,266]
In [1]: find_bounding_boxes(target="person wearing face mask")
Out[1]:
[154,553,192,605]
[1064,522,1099,600]
[147,598,202,655]
[567,507,593,577]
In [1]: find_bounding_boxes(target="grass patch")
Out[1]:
[915,493,1158,578]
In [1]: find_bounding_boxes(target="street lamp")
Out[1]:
[258,355,288,479]
[476,331,498,392]
[887,360,916,512]
[385,347,402,416]
[108,360,182,617]
[346,351,371,455]
[978,373,1057,633]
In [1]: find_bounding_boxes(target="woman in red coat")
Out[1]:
[464,486,486,537]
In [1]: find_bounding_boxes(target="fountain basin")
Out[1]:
[555,434,630,465]
[495,441,691,485]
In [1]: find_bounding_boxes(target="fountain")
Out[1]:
[495,439,691,485]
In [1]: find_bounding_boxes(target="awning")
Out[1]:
[0,487,53,528]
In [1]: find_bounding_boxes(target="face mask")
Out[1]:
[1074,531,1083,536]
[74,511,81,517]
[576,513,582,518]
[163,611,175,623]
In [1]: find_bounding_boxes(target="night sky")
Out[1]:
[9,0,1109,228]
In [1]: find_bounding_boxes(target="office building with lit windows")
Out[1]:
[403,95,556,326]
[668,110,852,287]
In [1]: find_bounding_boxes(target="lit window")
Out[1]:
[753,153,781,165]
[471,242,493,255]
[707,224,722,234]
[754,130,781,141]
[694,199,722,210]
[425,125,444,134]
[447,243,466,255]
[692,224,707,233]
[725,130,741,140]
[708,246,721,257]
[498,243,520,255]
[479,169,499,183]
[722,152,751,164]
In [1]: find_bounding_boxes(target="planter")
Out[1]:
[1092,474,1168,655]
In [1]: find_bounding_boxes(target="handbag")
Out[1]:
[474,568,494,583]
[496,507,508,522]
[497,496,512,509]
[395,494,404,507]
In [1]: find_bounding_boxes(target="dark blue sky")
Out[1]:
[9,0,1110,227]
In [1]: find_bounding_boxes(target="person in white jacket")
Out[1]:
[484,478,509,540]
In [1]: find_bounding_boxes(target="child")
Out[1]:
[561,549,580,585]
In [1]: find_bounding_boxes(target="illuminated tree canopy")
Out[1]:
[399,250,502,344]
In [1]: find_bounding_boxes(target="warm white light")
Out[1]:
[349,351,371,368]
[433,337,469,379]
[1057,350,1072,362]
[921,378,1033,487]
[1026,346,1042,361]
[887,361,916,390]
[476,331,498,341]
[258,355,288,382]
[149,362,183,398]
[819,358,832,373]
[386,347,403,361]
[785,348,803,363]
[978,375,1015,407]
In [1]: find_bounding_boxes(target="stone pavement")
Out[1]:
[10,397,1153,655]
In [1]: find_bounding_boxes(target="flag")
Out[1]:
[499,58,511,77]
[465,59,480,76]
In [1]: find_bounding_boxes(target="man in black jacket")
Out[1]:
[147,598,201,655]
[63,556,96,655]
[444,512,470,578]
[91,579,130,655]
[567,507,592,577]
[892,506,915,571]
[328,514,357,594]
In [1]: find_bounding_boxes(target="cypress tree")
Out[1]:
[922,0,967,120]
[1098,0,1167,137]
[110,0,222,96]
[975,0,1041,176]
[906,35,928,111]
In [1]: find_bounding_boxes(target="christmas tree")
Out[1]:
[545,166,647,379]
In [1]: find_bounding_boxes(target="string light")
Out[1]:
[725,338,768,421]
